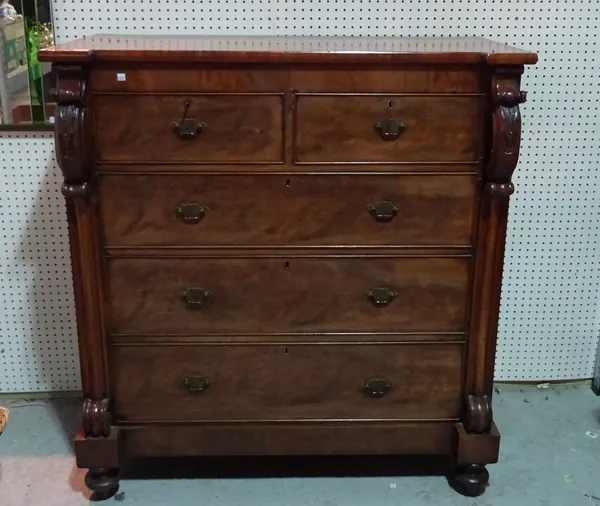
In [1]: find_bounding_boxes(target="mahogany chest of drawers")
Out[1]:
[39,35,536,500]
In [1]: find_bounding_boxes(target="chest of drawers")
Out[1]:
[39,35,536,500]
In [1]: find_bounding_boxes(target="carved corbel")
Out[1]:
[51,64,91,196]
[485,67,527,197]
[464,395,493,434]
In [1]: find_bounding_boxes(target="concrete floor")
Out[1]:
[0,382,599,506]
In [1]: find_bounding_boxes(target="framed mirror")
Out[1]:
[0,0,55,129]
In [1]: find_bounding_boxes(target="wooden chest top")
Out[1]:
[39,34,537,65]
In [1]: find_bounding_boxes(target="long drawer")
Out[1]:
[108,257,470,335]
[111,343,464,422]
[99,174,478,247]
[93,94,284,163]
[294,94,483,163]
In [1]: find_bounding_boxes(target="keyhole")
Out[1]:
[387,100,393,109]
[285,179,291,188]
[284,261,290,269]
[285,348,289,355]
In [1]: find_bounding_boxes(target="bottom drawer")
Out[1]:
[111,343,463,422]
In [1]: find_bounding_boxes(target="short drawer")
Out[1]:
[111,343,464,422]
[108,257,470,335]
[294,95,482,163]
[93,94,283,163]
[99,174,477,247]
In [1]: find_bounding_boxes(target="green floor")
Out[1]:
[0,382,598,505]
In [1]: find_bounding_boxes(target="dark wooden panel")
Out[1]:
[99,174,477,247]
[93,94,283,163]
[108,257,470,334]
[295,95,482,163]
[121,422,457,456]
[111,343,463,421]
[455,423,500,465]
[89,65,483,93]
[75,428,120,469]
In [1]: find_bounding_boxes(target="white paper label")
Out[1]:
[116,73,126,82]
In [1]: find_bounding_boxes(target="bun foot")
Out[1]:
[450,464,489,497]
[85,467,120,501]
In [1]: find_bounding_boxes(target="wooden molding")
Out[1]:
[82,397,111,437]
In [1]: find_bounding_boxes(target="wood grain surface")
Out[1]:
[94,94,283,163]
[295,95,483,163]
[110,343,463,422]
[108,257,470,335]
[89,65,484,94]
[99,174,477,247]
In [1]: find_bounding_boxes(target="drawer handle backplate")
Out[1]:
[183,375,211,394]
[172,100,206,140]
[367,200,399,222]
[175,203,209,224]
[373,118,407,141]
[363,378,392,398]
[180,287,212,310]
[367,286,398,308]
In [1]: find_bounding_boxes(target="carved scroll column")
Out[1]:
[53,65,111,437]
[464,66,527,434]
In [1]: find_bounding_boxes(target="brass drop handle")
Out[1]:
[363,378,392,398]
[180,288,212,310]
[367,286,398,308]
[367,200,399,222]
[183,375,211,394]
[172,100,206,140]
[373,119,407,141]
[175,203,209,224]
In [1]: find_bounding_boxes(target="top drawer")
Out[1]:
[93,94,284,163]
[294,94,483,164]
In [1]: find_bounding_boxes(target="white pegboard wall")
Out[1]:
[1,1,599,390]
[0,134,80,392]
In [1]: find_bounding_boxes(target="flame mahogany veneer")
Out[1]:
[39,35,536,500]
